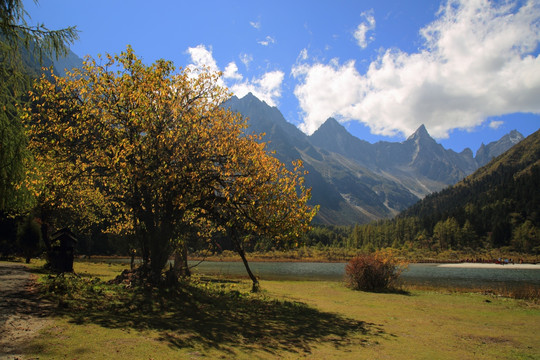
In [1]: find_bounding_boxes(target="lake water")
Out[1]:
[84,258,540,289]
[187,261,540,290]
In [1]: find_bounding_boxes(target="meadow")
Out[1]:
[17,260,540,359]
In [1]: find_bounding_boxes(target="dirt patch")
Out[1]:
[0,262,53,360]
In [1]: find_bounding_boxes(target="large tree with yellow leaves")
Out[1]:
[24,47,316,283]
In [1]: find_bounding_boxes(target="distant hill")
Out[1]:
[224,93,526,225]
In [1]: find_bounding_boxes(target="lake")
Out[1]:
[187,261,540,290]
[82,258,540,289]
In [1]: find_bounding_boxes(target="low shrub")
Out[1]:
[345,251,406,291]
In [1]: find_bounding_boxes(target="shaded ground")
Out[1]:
[0,262,52,360]
[38,274,379,356]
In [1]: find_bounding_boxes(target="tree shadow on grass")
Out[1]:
[365,287,412,296]
[43,276,387,356]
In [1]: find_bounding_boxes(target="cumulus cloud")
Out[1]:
[292,0,540,138]
[353,10,376,49]
[186,45,226,87]
[186,45,284,107]
[223,62,243,80]
[292,60,365,134]
[186,44,219,73]
[258,35,276,46]
[230,71,285,106]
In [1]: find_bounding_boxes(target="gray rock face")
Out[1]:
[476,130,525,167]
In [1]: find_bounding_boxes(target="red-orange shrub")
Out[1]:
[345,251,405,291]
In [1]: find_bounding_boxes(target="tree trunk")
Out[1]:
[40,222,51,252]
[237,246,259,292]
[140,234,150,266]
[182,241,190,277]
[173,243,190,278]
[130,249,136,270]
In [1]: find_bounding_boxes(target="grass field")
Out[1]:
[17,260,540,359]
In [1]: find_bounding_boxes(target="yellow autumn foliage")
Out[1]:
[23,46,317,275]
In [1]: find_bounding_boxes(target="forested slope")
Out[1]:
[349,129,540,252]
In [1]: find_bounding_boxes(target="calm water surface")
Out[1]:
[84,258,540,289]
[187,261,540,289]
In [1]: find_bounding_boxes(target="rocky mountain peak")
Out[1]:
[507,130,525,144]
[241,92,259,103]
[475,130,524,167]
[313,118,348,137]
[406,124,435,144]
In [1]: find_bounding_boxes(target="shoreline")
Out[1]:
[438,263,540,269]
[77,255,540,267]
[188,257,540,267]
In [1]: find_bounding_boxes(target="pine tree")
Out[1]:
[0,0,78,215]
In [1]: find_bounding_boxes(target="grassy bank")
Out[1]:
[17,261,540,359]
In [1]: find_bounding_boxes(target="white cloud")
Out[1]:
[298,48,309,61]
[230,71,285,106]
[186,44,219,73]
[186,45,284,107]
[239,53,253,69]
[293,0,540,138]
[250,21,261,29]
[489,120,504,129]
[185,44,226,87]
[258,35,276,46]
[292,60,365,134]
[353,10,376,49]
[223,62,243,80]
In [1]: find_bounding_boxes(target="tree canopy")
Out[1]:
[24,47,316,282]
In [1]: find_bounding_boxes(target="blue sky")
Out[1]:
[24,0,540,153]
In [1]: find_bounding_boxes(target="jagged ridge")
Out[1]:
[224,93,524,225]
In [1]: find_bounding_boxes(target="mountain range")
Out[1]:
[224,93,525,225]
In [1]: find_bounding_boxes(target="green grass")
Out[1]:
[264,281,540,359]
[24,258,128,281]
[17,261,540,359]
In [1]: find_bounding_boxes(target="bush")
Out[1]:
[345,251,406,291]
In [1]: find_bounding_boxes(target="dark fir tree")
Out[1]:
[0,0,77,255]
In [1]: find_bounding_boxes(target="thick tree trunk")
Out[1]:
[40,222,51,252]
[140,235,150,266]
[173,242,190,278]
